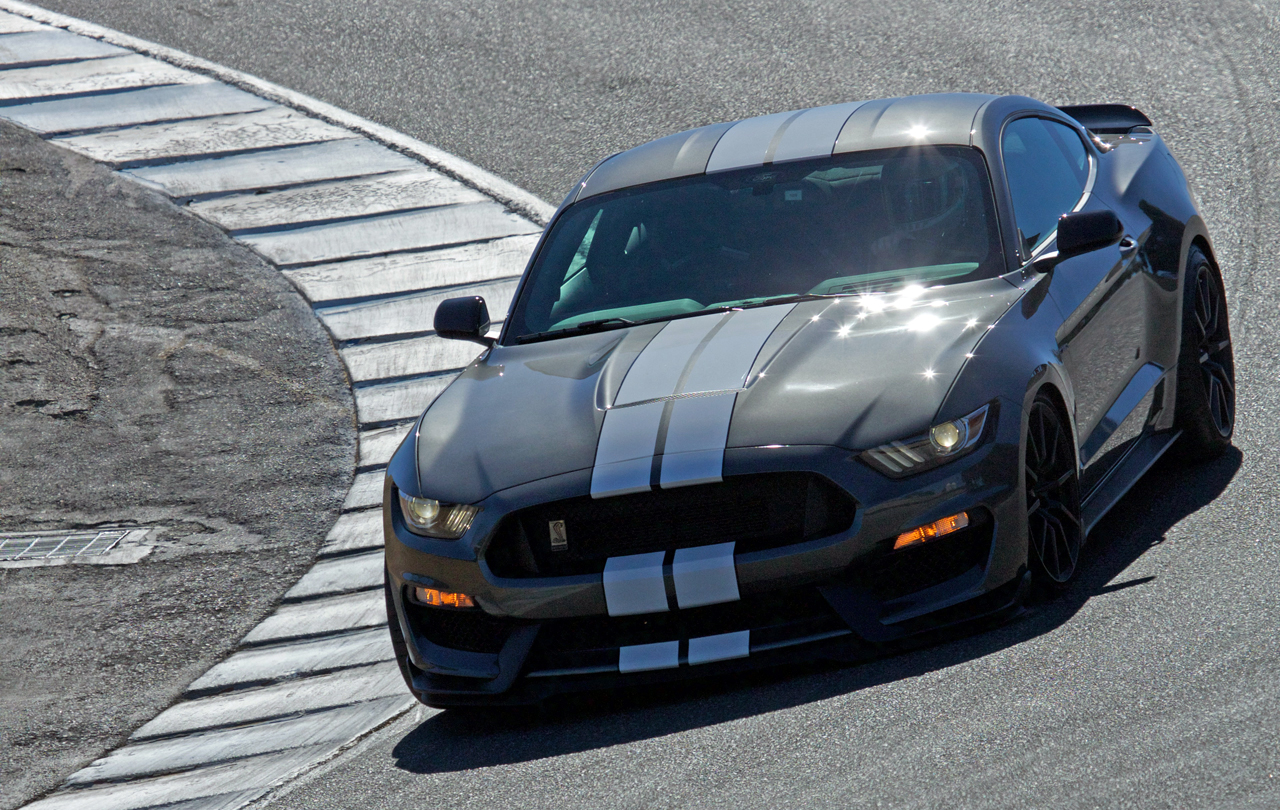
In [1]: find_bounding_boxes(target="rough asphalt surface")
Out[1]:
[22,0,1280,807]
[0,120,354,809]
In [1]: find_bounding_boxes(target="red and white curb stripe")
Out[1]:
[0,3,551,808]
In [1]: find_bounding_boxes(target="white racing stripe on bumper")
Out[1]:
[618,640,680,673]
[672,542,739,609]
[602,551,668,616]
[688,630,750,666]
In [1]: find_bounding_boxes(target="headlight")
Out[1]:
[860,403,993,478]
[397,491,480,539]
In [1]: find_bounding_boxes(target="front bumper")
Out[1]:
[384,396,1026,706]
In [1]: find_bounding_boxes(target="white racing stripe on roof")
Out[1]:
[704,100,867,173]
[705,109,798,173]
[771,101,866,163]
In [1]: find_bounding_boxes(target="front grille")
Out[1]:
[853,514,994,603]
[405,601,516,654]
[524,586,846,673]
[486,473,856,577]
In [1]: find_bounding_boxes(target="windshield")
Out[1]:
[507,146,1004,342]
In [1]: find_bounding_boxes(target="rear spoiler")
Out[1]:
[1056,104,1152,134]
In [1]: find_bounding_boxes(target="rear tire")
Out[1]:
[1174,247,1235,461]
[1024,393,1084,597]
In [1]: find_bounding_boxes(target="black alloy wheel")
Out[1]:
[1024,394,1084,593]
[1176,246,1235,459]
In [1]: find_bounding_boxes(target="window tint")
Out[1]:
[1002,118,1090,257]
[507,146,1006,341]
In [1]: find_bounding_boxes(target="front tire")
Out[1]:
[1024,393,1084,596]
[1175,246,1235,460]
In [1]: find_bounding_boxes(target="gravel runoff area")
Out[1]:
[0,120,355,809]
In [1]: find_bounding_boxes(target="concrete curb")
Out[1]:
[0,0,556,227]
[0,5,551,809]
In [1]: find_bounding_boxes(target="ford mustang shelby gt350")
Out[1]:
[382,92,1234,707]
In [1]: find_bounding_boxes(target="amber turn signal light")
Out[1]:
[413,586,476,609]
[894,511,970,550]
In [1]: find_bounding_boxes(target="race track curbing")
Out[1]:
[0,4,551,808]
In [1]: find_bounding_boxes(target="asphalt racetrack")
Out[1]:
[31,0,1280,806]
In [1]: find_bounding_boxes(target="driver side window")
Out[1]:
[1002,117,1090,258]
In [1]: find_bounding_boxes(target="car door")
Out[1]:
[1002,116,1149,491]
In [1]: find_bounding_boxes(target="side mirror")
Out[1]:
[434,296,494,347]
[1056,209,1122,258]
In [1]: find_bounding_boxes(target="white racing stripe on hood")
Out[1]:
[591,401,666,498]
[658,394,737,488]
[615,313,725,406]
[590,305,795,498]
[659,304,795,488]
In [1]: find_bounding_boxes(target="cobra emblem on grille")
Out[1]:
[548,520,568,551]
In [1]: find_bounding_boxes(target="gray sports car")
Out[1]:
[382,92,1234,707]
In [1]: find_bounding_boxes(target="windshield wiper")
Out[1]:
[516,317,636,343]
[737,293,834,308]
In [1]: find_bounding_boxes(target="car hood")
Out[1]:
[415,277,1023,504]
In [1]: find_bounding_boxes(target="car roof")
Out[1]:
[572,92,1000,203]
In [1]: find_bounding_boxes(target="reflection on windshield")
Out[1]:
[509,146,1004,342]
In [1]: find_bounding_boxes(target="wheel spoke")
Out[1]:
[1025,398,1082,586]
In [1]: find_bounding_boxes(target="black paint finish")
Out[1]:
[387,92,1218,705]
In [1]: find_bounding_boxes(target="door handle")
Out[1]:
[1118,235,1138,255]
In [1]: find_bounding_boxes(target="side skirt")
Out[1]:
[1081,429,1182,534]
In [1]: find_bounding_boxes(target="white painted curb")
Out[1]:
[0,0,556,226]
[0,4,554,809]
